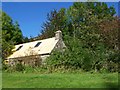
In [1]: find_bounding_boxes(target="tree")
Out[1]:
[38,8,67,40]
[99,16,119,50]
[41,2,118,72]
[2,11,24,59]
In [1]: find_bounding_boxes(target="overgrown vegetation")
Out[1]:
[43,2,119,72]
[2,2,119,73]
[2,2,119,88]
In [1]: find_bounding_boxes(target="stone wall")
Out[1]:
[9,55,42,67]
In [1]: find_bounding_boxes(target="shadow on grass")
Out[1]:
[105,83,119,90]
[104,74,119,90]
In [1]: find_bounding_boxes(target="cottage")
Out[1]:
[5,30,66,66]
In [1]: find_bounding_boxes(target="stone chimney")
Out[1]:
[55,30,62,40]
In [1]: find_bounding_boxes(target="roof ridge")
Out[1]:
[15,37,55,46]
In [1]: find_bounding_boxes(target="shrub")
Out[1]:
[2,63,8,71]
[46,36,118,73]
[15,63,25,72]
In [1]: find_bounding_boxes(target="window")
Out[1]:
[16,45,23,51]
[34,42,41,47]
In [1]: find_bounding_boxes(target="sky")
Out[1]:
[2,2,119,38]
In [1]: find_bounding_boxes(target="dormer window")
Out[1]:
[16,45,23,51]
[34,42,41,47]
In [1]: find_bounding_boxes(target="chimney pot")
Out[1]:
[55,30,62,40]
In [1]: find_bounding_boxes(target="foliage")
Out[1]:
[2,63,8,71]
[99,16,119,50]
[2,38,14,59]
[37,8,67,40]
[46,37,110,72]
[2,2,119,73]
[15,63,25,72]
[2,63,25,72]
[2,11,24,59]
[41,2,119,72]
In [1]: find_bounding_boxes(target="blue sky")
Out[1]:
[2,2,119,38]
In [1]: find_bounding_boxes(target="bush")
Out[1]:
[15,63,25,72]
[46,36,118,73]
[2,63,8,71]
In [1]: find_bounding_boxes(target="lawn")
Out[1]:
[2,72,118,88]
[0,71,2,89]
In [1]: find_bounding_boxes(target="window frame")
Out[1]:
[16,45,23,51]
[34,42,41,47]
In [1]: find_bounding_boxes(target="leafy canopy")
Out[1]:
[2,11,24,59]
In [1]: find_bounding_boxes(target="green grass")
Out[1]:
[0,71,2,90]
[2,72,118,88]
